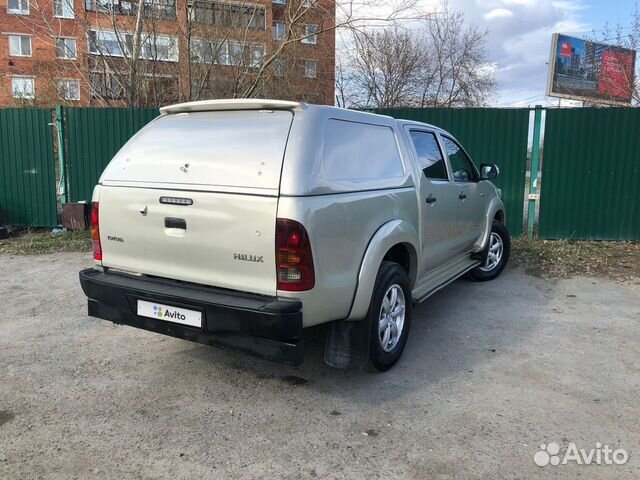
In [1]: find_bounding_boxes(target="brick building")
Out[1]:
[0,0,335,107]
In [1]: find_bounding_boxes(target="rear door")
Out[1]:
[405,129,464,274]
[96,109,294,297]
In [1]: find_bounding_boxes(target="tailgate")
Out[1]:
[93,108,294,297]
[98,186,277,296]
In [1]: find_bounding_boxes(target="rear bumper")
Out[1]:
[79,268,304,366]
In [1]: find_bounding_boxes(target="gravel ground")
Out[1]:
[1,252,639,479]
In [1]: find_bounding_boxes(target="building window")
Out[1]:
[225,41,264,67]
[88,30,178,62]
[272,0,286,3]
[273,59,285,77]
[138,35,179,62]
[197,40,265,67]
[53,0,74,17]
[88,30,125,56]
[8,35,32,56]
[272,21,286,41]
[249,44,265,67]
[303,59,316,78]
[141,0,176,18]
[12,76,35,99]
[190,38,216,63]
[85,0,175,19]
[302,0,316,7]
[188,1,265,30]
[56,37,77,59]
[8,0,29,14]
[90,71,125,99]
[85,0,118,12]
[57,79,81,100]
[301,24,317,45]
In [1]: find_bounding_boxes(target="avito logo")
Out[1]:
[163,309,187,321]
[152,305,186,321]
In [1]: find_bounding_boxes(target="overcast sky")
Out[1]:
[423,0,638,106]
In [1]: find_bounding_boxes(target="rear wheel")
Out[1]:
[367,261,412,372]
[468,220,510,282]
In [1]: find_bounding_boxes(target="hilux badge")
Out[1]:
[234,253,264,263]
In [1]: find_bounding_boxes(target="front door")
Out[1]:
[440,135,486,251]
[406,129,466,275]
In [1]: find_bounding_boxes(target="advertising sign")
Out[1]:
[547,33,636,105]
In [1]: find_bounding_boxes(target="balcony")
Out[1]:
[85,0,176,20]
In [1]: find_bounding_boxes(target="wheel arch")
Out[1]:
[475,197,506,252]
[346,219,419,321]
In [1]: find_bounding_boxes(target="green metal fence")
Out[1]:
[2,105,640,241]
[374,108,530,236]
[65,107,159,202]
[0,109,57,227]
[539,108,640,241]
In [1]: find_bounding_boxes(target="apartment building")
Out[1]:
[0,0,335,107]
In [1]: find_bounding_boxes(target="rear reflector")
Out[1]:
[91,202,102,262]
[276,219,314,291]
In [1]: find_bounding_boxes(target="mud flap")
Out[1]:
[324,318,372,370]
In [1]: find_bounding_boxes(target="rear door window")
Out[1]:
[409,130,448,180]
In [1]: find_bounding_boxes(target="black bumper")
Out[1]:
[79,269,304,366]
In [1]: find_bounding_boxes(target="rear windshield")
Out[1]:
[101,110,293,191]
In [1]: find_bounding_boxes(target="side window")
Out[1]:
[322,119,405,181]
[409,130,448,180]
[442,136,478,182]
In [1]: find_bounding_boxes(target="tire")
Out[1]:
[367,261,412,372]
[468,220,510,282]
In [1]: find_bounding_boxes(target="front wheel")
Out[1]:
[468,220,510,282]
[367,261,412,372]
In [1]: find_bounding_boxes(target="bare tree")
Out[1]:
[348,28,423,108]
[340,7,496,109]
[418,9,495,107]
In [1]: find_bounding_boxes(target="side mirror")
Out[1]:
[480,163,499,180]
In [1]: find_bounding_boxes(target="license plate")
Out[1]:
[137,300,202,328]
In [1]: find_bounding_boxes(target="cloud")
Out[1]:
[484,8,514,20]
[442,0,591,105]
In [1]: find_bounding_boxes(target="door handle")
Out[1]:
[459,193,467,200]
[426,195,437,204]
[165,217,187,229]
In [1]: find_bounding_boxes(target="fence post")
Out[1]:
[527,105,543,239]
[54,105,68,205]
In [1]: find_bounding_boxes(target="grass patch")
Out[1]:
[0,229,91,255]
[512,238,640,282]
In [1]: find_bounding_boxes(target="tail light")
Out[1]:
[90,202,102,262]
[276,219,314,291]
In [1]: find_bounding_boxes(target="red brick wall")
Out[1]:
[0,0,336,107]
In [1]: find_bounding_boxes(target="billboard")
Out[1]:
[547,33,636,105]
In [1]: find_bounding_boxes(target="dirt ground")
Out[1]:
[1,252,639,479]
